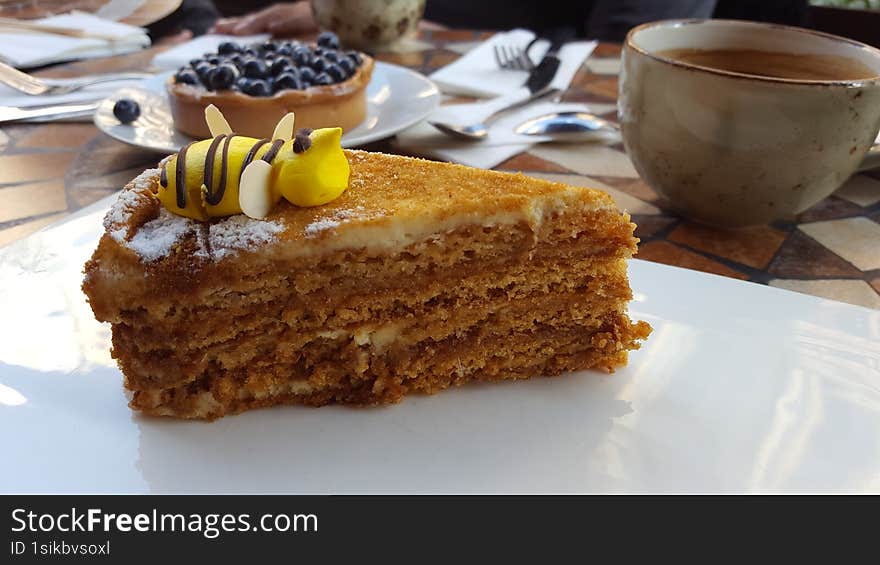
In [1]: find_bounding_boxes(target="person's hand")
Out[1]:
[209,2,318,37]
[154,29,194,48]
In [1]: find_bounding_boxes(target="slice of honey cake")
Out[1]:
[82,108,650,420]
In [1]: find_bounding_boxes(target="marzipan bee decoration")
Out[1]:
[157,104,350,221]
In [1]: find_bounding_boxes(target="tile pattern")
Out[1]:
[0,33,878,309]
[768,279,880,309]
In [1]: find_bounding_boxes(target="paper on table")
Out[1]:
[398,30,602,168]
[394,98,613,170]
[430,29,597,98]
[151,34,272,71]
[0,11,150,69]
[95,0,146,22]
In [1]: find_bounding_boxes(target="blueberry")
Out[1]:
[273,72,304,91]
[113,99,140,124]
[244,47,260,58]
[208,56,223,65]
[189,57,203,67]
[347,50,363,66]
[208,63,238,90]
[174,68,200,85]
[326,50,343,64]
[194,62,214,81]
[325,63,346,82]
[317,31,340,50]
[312,72,332,86]
[241,78,271,96]
[218,41,241,55]
[338,57,355,76]
[270,57,293,75]
[277,43,294,56]
[299,66,316,83]
[262,41,277,52]
[313,46,325,56]
[230,54,244,66]
[242,58,268,78]
[292,47,312,67]
[311,57,328,72]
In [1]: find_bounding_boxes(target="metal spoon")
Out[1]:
[429,87,561,141]
[515,111,619,142]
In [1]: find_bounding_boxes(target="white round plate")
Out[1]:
[94,62,440,153]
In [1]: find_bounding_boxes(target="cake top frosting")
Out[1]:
[102,150,620,265]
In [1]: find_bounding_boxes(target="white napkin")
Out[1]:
[0,11,150,69]
[151,34,271,71]
[430,29,597,98]
[95,0,146,23]
[395,99,610,169]
[396,30,600,168]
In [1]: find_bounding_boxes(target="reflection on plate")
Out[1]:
[94,62,440,153]
[1,198,879,493]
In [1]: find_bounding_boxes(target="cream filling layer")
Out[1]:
[275,186,606,259]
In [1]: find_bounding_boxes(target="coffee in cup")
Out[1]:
[619,19,880,227]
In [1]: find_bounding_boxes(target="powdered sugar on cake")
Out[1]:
[125,209,194,262]
[304,206,371,237]
[104,169,285,262]
[209,215,286,259]
[104,168,162,242]
[125,212,284,262]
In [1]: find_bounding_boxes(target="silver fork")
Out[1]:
[493,44,535,71]
[0,61,151,96]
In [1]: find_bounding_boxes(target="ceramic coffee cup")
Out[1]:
[619,19,880,227]
[310,0,425,51]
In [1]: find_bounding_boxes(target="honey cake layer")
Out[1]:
[131,312,651,419]
[114,255,632,353]
[114,273,635,392]
[85,202,636,322]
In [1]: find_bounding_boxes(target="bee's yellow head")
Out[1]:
[157,105,350,221]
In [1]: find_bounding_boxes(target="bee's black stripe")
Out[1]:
[292,130,312,153]
[202,134,228,206]
[262,139,285,164]
[174,142,193,209]
[176,136,282,210]
[239,138,270,183]
[208,134,236,206]
[159,166,168,188]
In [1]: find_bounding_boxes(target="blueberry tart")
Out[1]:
[168,34,374,138]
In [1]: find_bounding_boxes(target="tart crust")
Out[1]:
[168,56,375,138]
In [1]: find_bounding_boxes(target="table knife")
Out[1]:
[0,102,99,124]
[524,28,575,93]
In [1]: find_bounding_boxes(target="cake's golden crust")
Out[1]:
[168,57,374,138]
[83,150,650,420]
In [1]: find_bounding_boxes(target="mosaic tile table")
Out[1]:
[1,31,878,308]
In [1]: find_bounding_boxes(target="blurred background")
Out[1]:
[2,1,878,48]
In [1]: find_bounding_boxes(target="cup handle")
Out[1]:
[857,142,880,171]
